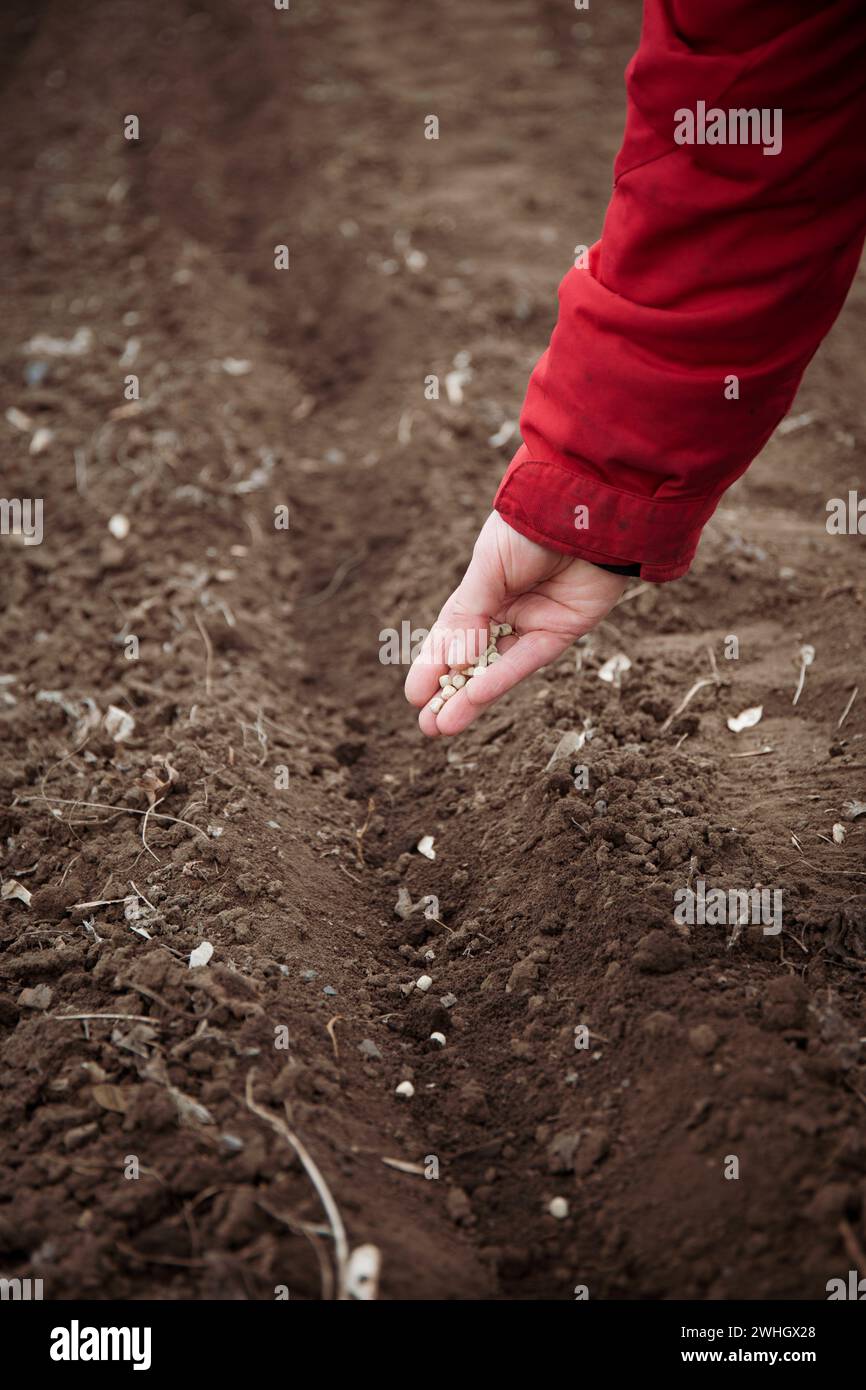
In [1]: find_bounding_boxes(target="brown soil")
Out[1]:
[1,0,865,1301]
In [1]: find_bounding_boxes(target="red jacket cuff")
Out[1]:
[494,445,719,583]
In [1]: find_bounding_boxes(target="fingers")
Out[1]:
[405,525,506,713]
[427,629,572,736]
[403,613,489,710]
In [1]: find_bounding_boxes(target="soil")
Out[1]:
[1,0,865,1301]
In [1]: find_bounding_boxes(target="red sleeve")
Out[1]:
[494,0,866,581]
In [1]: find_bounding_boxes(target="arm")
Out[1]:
[407,0,866,736]
[496,0,866,580]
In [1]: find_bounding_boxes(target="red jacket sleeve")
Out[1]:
[494,0,866,581]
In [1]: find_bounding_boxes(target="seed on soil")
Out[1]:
[395,1080,415,1099]
[727,704,763,733]
[549,1196,569,1220]
[416,835,436,859]
[415,974,433,991]
[108,513,130,540]
[430,1031,446,1046]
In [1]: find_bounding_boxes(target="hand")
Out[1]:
[405,511,630,737]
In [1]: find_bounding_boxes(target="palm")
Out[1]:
[405,511,629,736]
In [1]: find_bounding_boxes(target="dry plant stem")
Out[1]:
[255,1199,335,1301]
[244,1069,352,1300]
[52,1012,156,1023]
[838,686,858,729]
[129,880,157,912]
[355,796,375,869]
[16,794,210,841]
[660,678,716,734]
[325,1015,342,1060]
[141,796,164,862]
[193,611,214,697]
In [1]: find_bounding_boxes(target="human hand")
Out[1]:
[404,511,630,737]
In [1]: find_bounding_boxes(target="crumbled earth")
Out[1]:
[1,0,865,1300]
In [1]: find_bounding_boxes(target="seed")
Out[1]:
[488,652,500,663]
[395,1081,415,1099]
[499,623,513,636]
[430,1032,446,1047]
[440,684,457,700]
[416,974,433,992]
[438,675,451,689]
[549,1196,569,1220]
[429,696,444,713]
[451,674,466,688]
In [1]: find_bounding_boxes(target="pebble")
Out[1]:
[688,1024,718,1056]
[358,1039,383,1061]
[18,984,53,1010]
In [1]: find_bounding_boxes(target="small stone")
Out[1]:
[446,1187,472,1224]
[17,984,53,1011]
[323,985,337,996]
[547,1132,580,1174]
[688,1024,718,1057]
[506,957,539,994]
[358,1039,383,1061]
